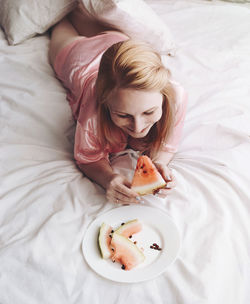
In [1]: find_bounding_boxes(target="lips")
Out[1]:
[126,125,150,135]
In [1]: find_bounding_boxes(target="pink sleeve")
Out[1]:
[74,121,109,165]
[162,83,188,153]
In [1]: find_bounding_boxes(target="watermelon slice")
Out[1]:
[98,222,113,259]
[111,232,145,270]
[131,155,166,195]
[115,219,142,238]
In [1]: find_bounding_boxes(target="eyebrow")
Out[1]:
[111,106,157,115]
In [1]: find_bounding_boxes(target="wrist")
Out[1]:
[103,172,120,189]
[154,151,174,166]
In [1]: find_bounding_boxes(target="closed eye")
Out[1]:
[115,109,155,118]
[144,110,155,115]
[117,114,131,118]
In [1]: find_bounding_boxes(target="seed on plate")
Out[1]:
[121,264,126,270]
[150,243,162,251]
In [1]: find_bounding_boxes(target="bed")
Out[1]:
[1,0,250,303]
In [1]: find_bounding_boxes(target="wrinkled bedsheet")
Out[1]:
[1,0,250,303]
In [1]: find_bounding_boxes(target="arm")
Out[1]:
[78,158,139,204]
[152,84,188,196]
[78,158,115,189]
[154,150,174,166]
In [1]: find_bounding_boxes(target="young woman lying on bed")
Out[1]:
[49,8,187,205]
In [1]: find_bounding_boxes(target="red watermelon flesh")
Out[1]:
[111,232,145,270]
[115,219,142,238]
[131,155,166,195]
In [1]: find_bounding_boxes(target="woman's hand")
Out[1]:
[106,173,141,205]
[79,159,141,205]
[154,163,176,198]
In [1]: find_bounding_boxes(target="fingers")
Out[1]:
[111,195,142,205]
[153,163,176,198]
[153,183,175,198]
[155,163,175,182]
[107,191,141,205]
[106,167,176,204]
[154,182,175,198]
[106,174,143,205]
[156,165,172,182]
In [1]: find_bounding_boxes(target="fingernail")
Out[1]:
[165,181,171,187]
[135,196,144,204]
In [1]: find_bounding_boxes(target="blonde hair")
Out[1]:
[95,39,176,159]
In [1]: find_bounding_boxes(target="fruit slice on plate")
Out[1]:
[131,155,166,195]
[98,222,113,259]
[114,219,142,238]
[111,232,145,270]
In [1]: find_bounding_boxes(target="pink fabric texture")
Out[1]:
[53,31,187,165]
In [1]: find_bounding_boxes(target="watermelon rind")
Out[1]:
[132,180,166,196]
[98,222,113,259]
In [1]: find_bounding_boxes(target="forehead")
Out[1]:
[108,88,163,113]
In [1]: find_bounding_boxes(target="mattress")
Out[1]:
[1,0,250,303]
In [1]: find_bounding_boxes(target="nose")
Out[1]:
[131,116,145,133]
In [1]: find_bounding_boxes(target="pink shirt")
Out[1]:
[54,31,188,165]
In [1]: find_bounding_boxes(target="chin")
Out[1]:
[127,128,150,138]
[130,134,145,139]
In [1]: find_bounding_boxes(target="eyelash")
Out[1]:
[117,114,130,118]
[117,111,154,118]
[144,111,154,115]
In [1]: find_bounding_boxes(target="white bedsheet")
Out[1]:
[1,0,250,303]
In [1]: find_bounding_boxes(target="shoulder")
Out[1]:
[168,80,188,126]
[169,80,188,111]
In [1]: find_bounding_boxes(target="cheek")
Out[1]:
[150,109,162,123]
[110,114,124,126]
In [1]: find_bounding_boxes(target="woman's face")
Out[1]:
[108,88,163,138]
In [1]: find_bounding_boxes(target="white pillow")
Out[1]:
[79,0,177,56]
[0,0,77,45]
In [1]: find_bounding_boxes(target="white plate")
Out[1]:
[82,205,181,283]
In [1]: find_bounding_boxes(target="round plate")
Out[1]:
[82,205,181,283]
